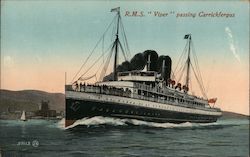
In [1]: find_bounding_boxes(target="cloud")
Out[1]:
[3,56,14,68]
[225,27,241,63]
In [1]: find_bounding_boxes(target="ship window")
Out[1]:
[131,111,133,114]
[106,109,109,112]
[99,108,103,111]
[112,110,115,113]
[119,109,122,113]
[125,110,128,113]
[91,107,96,111]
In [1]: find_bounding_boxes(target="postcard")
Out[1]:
[0,1,249,157]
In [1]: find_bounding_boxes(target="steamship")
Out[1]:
[65,7,222,127]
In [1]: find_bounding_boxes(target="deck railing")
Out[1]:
[65,84,220,112]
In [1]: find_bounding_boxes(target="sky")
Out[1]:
[1,1,249,115]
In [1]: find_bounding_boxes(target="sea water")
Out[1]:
[0,117,249,157]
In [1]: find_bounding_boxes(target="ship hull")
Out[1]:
[65,92,221,127]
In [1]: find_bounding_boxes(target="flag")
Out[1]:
[184,34,190,39]
[208,98,217,103]
[111,7,120,12]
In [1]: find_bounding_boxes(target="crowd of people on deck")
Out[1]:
[74,82,132,97]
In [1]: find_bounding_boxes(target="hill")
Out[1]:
[0,89,249,120]
[0,89,65,112]
[221,111,249,119]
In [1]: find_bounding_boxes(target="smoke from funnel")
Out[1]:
[103,50,172,81]
[130,53,146,70]
[117,61,131,72]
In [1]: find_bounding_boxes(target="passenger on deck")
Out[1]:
[80,82,82,92]
[76,82,78,91]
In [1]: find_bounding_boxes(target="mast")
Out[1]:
[185,34,191,90]
[113,7,120,81]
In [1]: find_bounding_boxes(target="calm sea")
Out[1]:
[0,117,249,157]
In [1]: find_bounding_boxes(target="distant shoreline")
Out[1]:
[0,89,249,119]
[221,111,249,120]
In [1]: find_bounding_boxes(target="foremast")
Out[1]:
[112,7,121,81]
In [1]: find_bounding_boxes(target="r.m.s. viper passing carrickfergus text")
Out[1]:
[65,7,222,127]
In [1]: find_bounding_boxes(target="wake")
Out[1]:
[57,116,243,130]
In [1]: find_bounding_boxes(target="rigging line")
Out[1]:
[120,19,131,58]
[96,62,105,81]
[189,41,202,87]
[78,42,114,82]
[94,42,114,81]
[77,41,113,82]
[192,45,203,85]
[71,14,117,83]
[171,69,176,80]
[111,14,119,42]
[177,60,187,84]
[102,35,105,63]
[191,41,207,95]
[191,40,203,82]
[173,41,188,76]
[79,49,110,82]
[175,40,188,74]
[191,63,207,98]
[78,74,96,81]
[120,29,128,59]
[99,43,116,81]
[94,48,112,81]
[175,47,188,81]
[190,62,207,99]
[100,13,121,81]
[118,40,127,61]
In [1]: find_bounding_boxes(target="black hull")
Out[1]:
[65,98,220,127]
